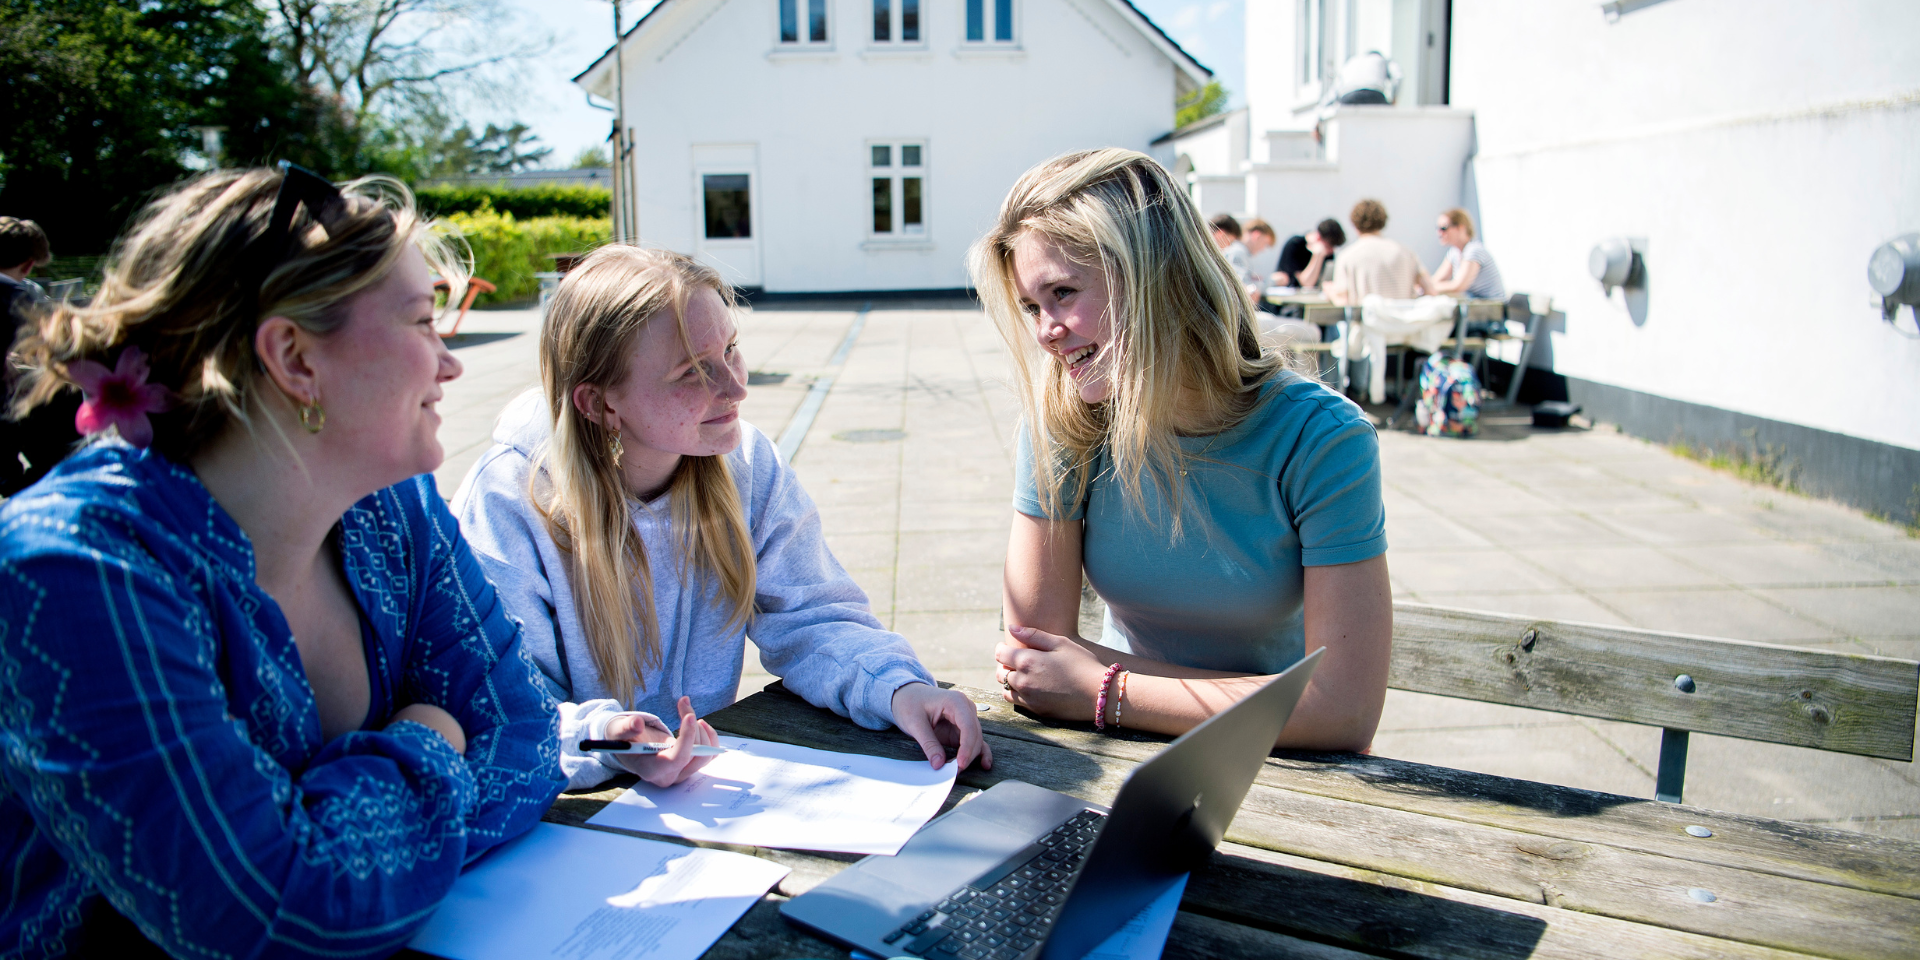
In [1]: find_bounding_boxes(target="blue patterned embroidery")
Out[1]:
[0,444,564,958]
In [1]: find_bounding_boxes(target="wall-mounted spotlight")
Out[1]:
[1589,237,1643,294]
[1868,234,1920,325]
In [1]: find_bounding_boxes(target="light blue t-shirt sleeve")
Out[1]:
[1012,419,1088,522]
[1283,397,1388,567]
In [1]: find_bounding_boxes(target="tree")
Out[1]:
[0,0,328,254]
[360,110,551,181]
[570,145,610,169]
[1176,81,1230,128]
[267,0,550,131]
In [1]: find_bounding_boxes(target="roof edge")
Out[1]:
[1106,0,1211,86]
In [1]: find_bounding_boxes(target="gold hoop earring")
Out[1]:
[608,428,623,465]
[299,398,326,434]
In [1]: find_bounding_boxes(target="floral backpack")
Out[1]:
[1414,353,1481,437]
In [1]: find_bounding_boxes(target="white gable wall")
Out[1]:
[583,0,1188,292]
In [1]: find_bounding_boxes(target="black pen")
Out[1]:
[579,739,728,756]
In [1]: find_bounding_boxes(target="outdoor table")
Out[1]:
[534,681,1920,960]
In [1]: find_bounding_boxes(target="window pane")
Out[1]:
[781,0,797,42]
[873,0,888,41]
[902,0,918,40]
[901,144,921,166]
[703,174,751,239]
[871,144,890,167]
[872,178,892,233]
[994,0,1012,40]
[967,0,982,41]
[903,177,922,228]
[809,0,827,42]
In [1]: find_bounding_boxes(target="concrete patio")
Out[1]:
[433,299,1920,840]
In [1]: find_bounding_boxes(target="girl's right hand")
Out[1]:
[609,696,720,788]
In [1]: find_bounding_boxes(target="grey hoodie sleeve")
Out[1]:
[451,444,572,701]
[735,428,934,730]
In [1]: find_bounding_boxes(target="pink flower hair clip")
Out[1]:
[70,346,176,448]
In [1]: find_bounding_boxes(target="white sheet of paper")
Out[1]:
[586,735,958,855]
[408,822,788,960]
[1080,874,1188,960]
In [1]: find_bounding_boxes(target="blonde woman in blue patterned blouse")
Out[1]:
[0,166,564,958]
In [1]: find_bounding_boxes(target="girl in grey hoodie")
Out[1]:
[452,246,989,790]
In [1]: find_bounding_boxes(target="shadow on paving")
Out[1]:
[742,295,979,313]
[442,331,524,350]
[1356,397,1597,444]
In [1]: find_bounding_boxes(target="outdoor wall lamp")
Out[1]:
[1868,233,1920,325]
[1589,237,1642,293]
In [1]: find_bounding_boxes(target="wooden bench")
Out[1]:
[1390,602,1920,803]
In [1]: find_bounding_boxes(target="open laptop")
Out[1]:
[781,648,1322,960]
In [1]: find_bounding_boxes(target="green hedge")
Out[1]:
[445,204,611,304]
[418,183,612,221]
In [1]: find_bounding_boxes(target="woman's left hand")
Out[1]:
[891,683,993,771]
[996,625,1110,721]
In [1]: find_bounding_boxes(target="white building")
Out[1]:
[1171,0,1920,522]
[1456,0,1920,522]
[574,0,1209,294]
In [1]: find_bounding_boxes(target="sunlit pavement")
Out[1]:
[435,300,1920,838]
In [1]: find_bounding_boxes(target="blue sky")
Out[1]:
[495,0,1246,163]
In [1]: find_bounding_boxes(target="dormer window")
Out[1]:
[965,0,1015,42]
[780,0,829,43]
[872,0,921,43]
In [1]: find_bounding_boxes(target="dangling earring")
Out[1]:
[608,427,623,465]
[299,396,326,434]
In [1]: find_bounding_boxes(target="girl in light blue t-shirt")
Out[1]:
[969,149,1393,752]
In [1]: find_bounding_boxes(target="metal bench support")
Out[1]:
[1656,728,1690,803]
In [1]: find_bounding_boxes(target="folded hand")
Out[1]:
[995,625,1109,722]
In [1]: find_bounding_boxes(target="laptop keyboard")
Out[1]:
[880,809,1106,960]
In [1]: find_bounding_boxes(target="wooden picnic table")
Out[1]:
[538,681,1920,960]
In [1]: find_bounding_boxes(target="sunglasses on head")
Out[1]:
[245,161,348,305]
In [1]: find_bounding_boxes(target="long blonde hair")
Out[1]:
[967,148,1285,532]
[11,168,464,460]
[536,246,755,705]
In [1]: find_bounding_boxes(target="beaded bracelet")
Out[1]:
[1093,662,1124,731]
[1112,670,1130,730]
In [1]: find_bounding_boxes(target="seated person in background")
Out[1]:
[970,148,1393,752]
[1210,213,1256,289]
[1273,218,1346,290]
[0,216,82,494]
[1429,208,1507,301]
[1243,218,1281,295]
[1325,198,1434,306]
[0,167,564,957]
[452,246,988,793]
[0,216,51,310]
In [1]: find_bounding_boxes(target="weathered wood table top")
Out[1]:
[540,682,1920,960]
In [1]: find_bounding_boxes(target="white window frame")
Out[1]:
[959,0,1017,46]
[865,140,928,243]
[1297,0,1333,98]
[867,0,927,46]
[775,0,833,47]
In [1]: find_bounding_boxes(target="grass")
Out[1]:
[1865,484,1920,538]
[1667,428,1802,494]
[1669,432,1920,536]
